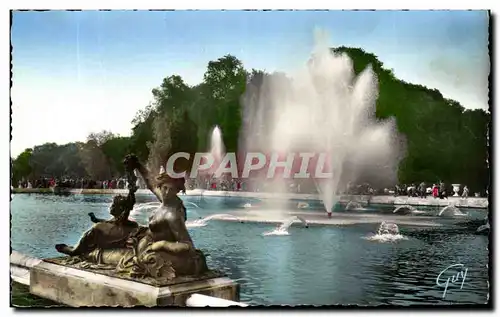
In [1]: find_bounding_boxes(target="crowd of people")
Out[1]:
[187,177,244,191]
[16,175,474,198]
[393,182,471,199]
[16,177,130,190]
[16,175,245,192]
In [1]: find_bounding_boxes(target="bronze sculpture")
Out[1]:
[54,154,209,281]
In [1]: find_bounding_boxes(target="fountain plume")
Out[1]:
[240,31,404,214]
[210,126,225,163]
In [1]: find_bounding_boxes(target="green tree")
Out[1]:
[79,138,111,180]
[30,143,63,178]
[130,110,155,163]
[147,112,172,174]
[201,55,248,153]
[101,136,132,176]
[333,46,490,192]
[14,48,489,193]
[12,148,33,184]
[57,143,87,178]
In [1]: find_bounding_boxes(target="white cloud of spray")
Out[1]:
[240,29,405,213]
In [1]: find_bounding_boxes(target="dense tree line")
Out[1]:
[11,48,490,193]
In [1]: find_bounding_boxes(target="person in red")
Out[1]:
[236,180,241,191]
[432,184,439,198]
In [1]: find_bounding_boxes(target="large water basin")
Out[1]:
[10,194,489,306]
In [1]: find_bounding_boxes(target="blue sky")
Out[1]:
[11,10,489,156]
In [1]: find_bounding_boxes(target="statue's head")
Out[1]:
[155,174,186,197]
[110,195,132,217]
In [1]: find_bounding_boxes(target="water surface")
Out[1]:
[10,194,489,306]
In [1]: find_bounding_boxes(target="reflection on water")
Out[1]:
[10,194,489,306]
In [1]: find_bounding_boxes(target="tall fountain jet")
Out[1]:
[210,125,225,162]
[240,30,404,216]
[209,125,226,176]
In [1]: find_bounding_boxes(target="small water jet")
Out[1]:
[130,201,200,223]
[185,213,238,228]
[476,222,490,234]
[297,202,309,209]
[263,216,309,236]
[378,221,400,235]
[393,205,416,214]
[438,205,468,217]
[392,205,428,215]
[130,202,162,216]
[364,221,407,243]
[345,201,363,211]
[184,201,200,209]
[243,203,252,208]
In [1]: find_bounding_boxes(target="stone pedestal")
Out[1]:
[29,260,240,307]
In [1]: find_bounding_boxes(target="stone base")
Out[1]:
[30,260,240,307]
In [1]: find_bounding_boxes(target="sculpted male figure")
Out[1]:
[117,155,207,278]
[54,154,208,280]
[55,159,141,257]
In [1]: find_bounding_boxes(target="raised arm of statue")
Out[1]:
[136,164,162,202]
[88,212,105,223]
[124,154,162,202]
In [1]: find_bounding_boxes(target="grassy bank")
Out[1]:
[11,282,63,308]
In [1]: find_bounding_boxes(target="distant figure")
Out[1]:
[394,185,400,197]
[432,184,439,198]
[462,186,469,198]
[407,184,416,197]
[419,182,426,198]
[439,182,448,199]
